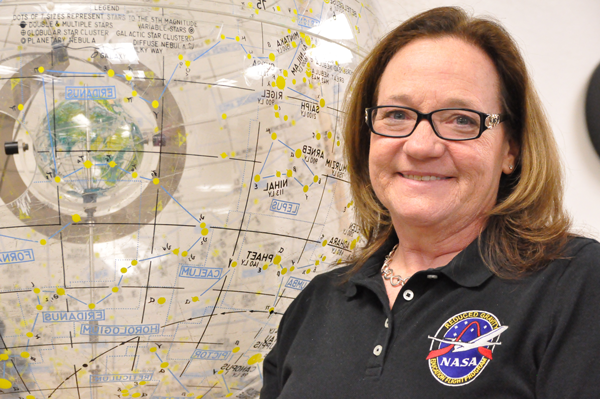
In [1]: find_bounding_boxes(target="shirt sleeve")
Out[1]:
[259,269,342,398]
[259,273,320,398]
[260,310,287,399]
[536,240,600,397]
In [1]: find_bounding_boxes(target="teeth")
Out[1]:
[404,174,443,181]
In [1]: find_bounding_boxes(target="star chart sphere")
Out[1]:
[0,0,383,397]
[33,99,144,204]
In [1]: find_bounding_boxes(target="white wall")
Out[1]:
[374,0,600,238]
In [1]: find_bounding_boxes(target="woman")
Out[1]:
[261,7,600,398]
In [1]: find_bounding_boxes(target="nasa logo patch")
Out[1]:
[426,310,508,386]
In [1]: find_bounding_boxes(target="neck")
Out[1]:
[389,216,485,277]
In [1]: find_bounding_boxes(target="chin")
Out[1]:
[387,202,445,226]
[396,212,446,228]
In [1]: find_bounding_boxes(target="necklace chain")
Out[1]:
[381,244,408,287]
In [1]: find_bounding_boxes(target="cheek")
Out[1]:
[453,138,506,194]
[368,138,391,195]
[369,138,393,179]
[462,137,501,172]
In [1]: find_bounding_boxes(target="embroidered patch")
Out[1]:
[426,310,508,386]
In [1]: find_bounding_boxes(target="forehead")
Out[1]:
[377,36,501,110]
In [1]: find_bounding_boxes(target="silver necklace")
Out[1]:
[381,244,408,287]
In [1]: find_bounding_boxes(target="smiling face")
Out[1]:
[369,36,518,235]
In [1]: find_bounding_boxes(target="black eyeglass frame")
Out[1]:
[364,105,506,141]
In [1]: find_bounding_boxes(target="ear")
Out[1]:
[502,136,520,174]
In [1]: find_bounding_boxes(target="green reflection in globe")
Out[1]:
[35,100,144,200]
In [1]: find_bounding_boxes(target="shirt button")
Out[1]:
[403,290,414,301]
[373,345,383,356]
[385,318,389,328]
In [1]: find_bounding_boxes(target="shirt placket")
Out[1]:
[362,272,435,378]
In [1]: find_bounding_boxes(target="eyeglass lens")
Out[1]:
[371,107,482,140]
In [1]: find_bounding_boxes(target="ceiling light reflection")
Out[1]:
[244,63,278,81]
[309,14,354,40]
[307,41,353,64]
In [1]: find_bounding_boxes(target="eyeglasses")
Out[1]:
[365,106,506,141]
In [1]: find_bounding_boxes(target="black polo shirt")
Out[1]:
[261,236,600,398]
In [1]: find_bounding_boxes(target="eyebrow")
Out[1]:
[383,94,479,110]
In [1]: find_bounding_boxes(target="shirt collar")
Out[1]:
[345,233,493,297]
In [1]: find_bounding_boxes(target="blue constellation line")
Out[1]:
[159,63,179,101]
[47,222,72,241]
[193,40,222,61]
[258,364,263,381]
[0,233,38,243]
[288,39,301,69]
[287,87,318,102]
[277,139,294,152]
[139,252,170,262]
[63,167,84,178]
[302,158,314,175]
[319,1,325,21]
[293,177,304,187]
[187,235,204,252]
[46,70,106,76]
[149,378,160,398]
[198,271,230,298]
[238,42,271,55]
[42,79,58,174]
[66,294,87,306]
[356,3,363,25]
[28,372,46,399]
[168,367,189,392]
[139,175,152,181]
[273,276,284,307]
[297,264,313,269]
[221,374,230,394]
[31,313,40,332]
[96,293,112,304]
[297,0,315,17]
[137,95,152,105]
[160,185,201,224]
[262,175,275,179]
[259,142,274,174]
[117,166,133,175]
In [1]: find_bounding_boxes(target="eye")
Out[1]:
[389,110,407,120]
[453,114,477,126]
[379,108,410,121]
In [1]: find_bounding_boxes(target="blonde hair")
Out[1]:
[343,7,571,278]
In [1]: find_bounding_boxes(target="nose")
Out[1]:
[402,118,446,160]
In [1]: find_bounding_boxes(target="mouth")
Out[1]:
[400,173,451,181]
